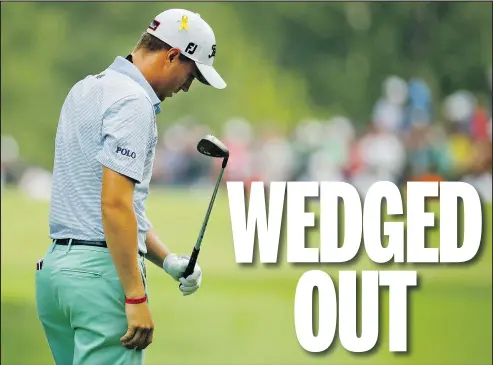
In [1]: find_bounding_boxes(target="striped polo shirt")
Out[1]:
[48,56,161,254]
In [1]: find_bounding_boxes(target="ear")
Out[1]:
[154,50,172,68]
[167,47,182,63]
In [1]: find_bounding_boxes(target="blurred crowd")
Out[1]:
[2,75,492,202]
[151,76,492,201]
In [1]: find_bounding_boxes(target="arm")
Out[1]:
[97,94,156,350]
[102,167,145,299]
[103,177,154,351]
[145,229,172,269]
[97,95,154,299]
[145,227,203,296]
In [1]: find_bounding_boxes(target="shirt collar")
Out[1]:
[108,55,161,115]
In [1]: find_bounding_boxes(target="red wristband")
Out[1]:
[125,295,147,304]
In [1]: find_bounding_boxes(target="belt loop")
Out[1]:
[49,240,57,253]
[64,238,73,255]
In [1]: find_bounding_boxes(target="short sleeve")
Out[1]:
[96,94,154,184]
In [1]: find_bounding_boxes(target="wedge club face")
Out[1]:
[197,134,229,158]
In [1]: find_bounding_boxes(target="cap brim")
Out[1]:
[195,62,226,89]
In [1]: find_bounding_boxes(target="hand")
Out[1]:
[163,253,203,296]
[179,269,202,296]
[120,301,154,350]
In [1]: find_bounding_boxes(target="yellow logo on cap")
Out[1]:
[179,15,189,31]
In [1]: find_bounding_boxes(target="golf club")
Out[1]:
[181,134,229,280]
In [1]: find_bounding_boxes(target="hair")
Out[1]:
[134,32,189,62]
[134,32,209,85]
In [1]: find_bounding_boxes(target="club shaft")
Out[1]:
[194,165,225,250]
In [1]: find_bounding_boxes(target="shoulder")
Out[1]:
[105,93,154,121]
[75,69,154,112]
[108,78,155,122]
[104,70,153,104]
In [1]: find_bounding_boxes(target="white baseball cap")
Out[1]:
[146,9,226,89]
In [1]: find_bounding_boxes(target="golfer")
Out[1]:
[35,8,226,365]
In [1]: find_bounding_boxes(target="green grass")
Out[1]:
[1,187,492,365]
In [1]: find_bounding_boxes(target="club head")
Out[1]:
[197,134,229,159]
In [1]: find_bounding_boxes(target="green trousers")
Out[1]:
[35,241,148,365]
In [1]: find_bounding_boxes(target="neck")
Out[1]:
[129,51,158,89]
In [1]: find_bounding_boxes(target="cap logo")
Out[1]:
[148,19,160,31]
[208,45,216,58]
[185,42,197,55]
[179,15,189,31]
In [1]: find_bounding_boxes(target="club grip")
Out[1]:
[182,247,200,279]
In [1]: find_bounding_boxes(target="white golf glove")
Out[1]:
[162,253,202,296]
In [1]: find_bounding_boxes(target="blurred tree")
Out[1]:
[1,2,491,168]
[238,2,491,121]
